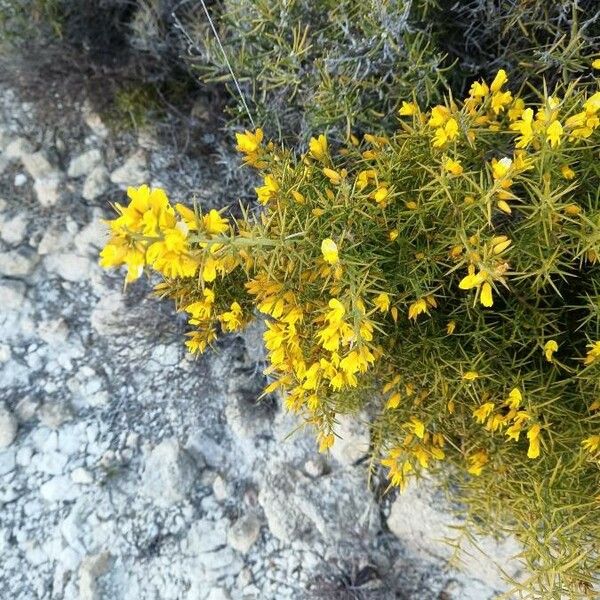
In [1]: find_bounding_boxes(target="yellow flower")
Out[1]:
[469,80,489,98]
[491,91,513,114]
[473,402,494,424]
[291,190,306,203]
[584,341,600,365]
[507,388,522,409]
[408,417,425,439]
[309,134,328,161]
[386,392,401,409]
[508,98,525,121]
[318,433,335,453]
[219,302,244,332]
[202,256,217,282]
[446,320,456,335]
[582,435,600,455]
[510,108,534,148]
[467,450,489,476]
[408,298,428,321]
[459,266,484,290]
[203,209,229,235]
[371,186,390,205]
[323,167,343,185]
[175,203,198,231]
[497,200,512,214]
[492,157,512,180]
[491,235,512,255]
[560,165,575,180]
[490,69,508,93]
[592,59,600,69]
[544,340,558,362]
[463,371,479,381]
[527,424,541,459]
[546,120,563,148]
[374,292,390,313]
[428,105,451,128]
[255,174,279,205]
[480,281,493,307]
[398,101,418,116]
[321,238,339,264]
[443,157,463,176]
[235,128,263,154]
[388,229,399,241]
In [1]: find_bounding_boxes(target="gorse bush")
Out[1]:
[188,0,448,141]
[100,69,600,596]
[187,0,600,142]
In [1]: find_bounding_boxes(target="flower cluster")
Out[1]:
[101,71,600,595]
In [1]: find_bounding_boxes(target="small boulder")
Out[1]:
[141,438,197,507]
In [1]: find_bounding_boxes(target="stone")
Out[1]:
[38,401,73,429]
[38,318,70,345]
[37,227,71,256]
[74,217,108,255]
[67,149,103,178]
[45,253,93,282]
[90,292,126,336]
[82,102,109,138]
[79,552,111,600]
[13,173,27,187]
[303,457,327,478]
[71,468,94,485]
[0,214,28,245]
[0,403,18,448]
[141,438,197,507]
[21,151,54,181]
[33,174,61,207]
[0,281,26,311]
[258,463,379,546]
[329,413,370,466]
[40,475,79,502]
[14,396,39,421]
[212,474,228,502]
[34,450,69,475]
[82,166,110,201]
[4,137,34,160]
[109,150,148,188]
[386,479,522,591]
[227,512,261,554]
[0,250,38,277]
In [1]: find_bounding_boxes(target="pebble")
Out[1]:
[71,467,94,485]
[0,214,28,245]
[227,512,261,554]
[4,137,34,160]
[13,173,27,187]
[45,252,94,282]
[67,149,102,178]
[40,475,79,502]
[212,474,228,502]
[0,250,38,277]
[33,175,61,206]
[109,150,148,188]
[21,151,55,181]
[0,403,18,448]
[0,281,26,311]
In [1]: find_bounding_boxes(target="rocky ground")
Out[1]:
[0,82,520,599]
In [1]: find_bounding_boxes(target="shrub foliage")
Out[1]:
[101,71,600,596]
